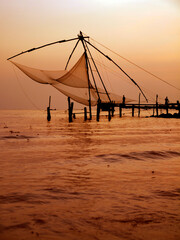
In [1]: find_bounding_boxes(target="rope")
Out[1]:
[90,37,180,91]
[12,65,41,110]
[92,41,113,92]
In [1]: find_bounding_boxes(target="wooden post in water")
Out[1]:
[122,95,125,106]
[108,105,111,121]
[165,96,169,115]
[71,102,74,118]
[138,93,141,117]
[96,103,100,122]
[111,104,115,117]
[119,105,122,117]
[177,101,180,115]
[68,97,73,122]
[132,105,135,117]
[156,94,159,116]
[84,107,87,121]
[47,96,51,121]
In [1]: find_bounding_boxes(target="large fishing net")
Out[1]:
[11,53,132,106]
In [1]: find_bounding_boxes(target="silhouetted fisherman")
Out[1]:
[47,106,51,121]
[165,96,169,106]
[122,95,125,106]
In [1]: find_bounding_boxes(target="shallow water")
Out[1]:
[0,110,180,240]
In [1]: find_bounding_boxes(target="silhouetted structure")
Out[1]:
[7,32,179,122]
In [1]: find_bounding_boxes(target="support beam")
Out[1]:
[65,40,80,70]
[7,37,81,60]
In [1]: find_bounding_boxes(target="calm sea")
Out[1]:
[0,110,180,240]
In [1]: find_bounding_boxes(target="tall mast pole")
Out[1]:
[78,31,92,120]
[86,56,100,100]
[84,40,111,102]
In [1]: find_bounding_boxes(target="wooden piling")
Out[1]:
[166,106,169,115]
[138,93,141,117]
[122,95,125,106]
[119,105,122,117]
[156,94,159,116]
[177,101,180,114]
[89,100,92,120]
[96,103,100,122]
[132,105,134,117]
[111,104,115,117]
[84,107,87,121]
[71,102,75,119]
[47,96,51,121]
[165,96,169,115]
[47,107,51,121]
[108,106,111,121]
[68,97,73,122]
[66,95,179,122]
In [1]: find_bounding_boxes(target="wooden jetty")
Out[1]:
[66,96,180,122]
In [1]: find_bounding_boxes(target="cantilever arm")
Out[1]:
[85,39,148,102]
[7,37,81,61]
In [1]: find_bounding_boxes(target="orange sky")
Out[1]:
[0,0,179,109]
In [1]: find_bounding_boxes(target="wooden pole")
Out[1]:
[138,93,141,117]
[68,97,73,122]
[47,107,51,121]
[96,103,100,122]
[111,104,115,117]
[78,32,92,120]
[119,105,122,117]
[166,106,169,115]
[177,101,180,115]
[132,105,135,117]
[123,95,125,106]
[84,107,87,121]
[71,102,74,118]
[156,94,159,116]
[47,96,51,121]
[165,96,169,115]
[108,106,111,121]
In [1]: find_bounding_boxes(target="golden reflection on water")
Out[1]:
[0,110,180,240]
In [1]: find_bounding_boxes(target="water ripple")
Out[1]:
[96,150,180,163]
